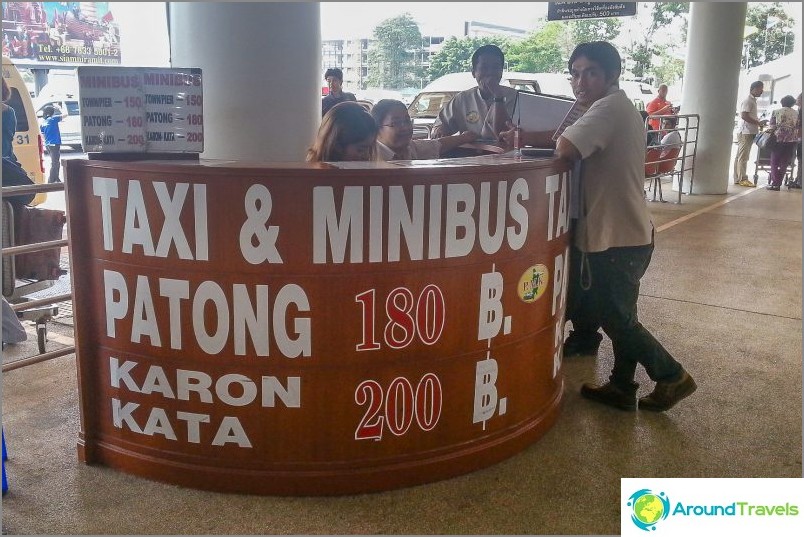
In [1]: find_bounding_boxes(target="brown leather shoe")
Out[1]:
[580,381,637,411]
[639,370,697,412]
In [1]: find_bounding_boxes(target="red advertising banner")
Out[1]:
[65,156,571,495]
[3,2,120,65]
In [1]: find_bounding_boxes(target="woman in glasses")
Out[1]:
[371,99,477,161]
[307,101,378,162]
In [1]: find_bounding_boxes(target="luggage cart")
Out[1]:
[2,201,66,353]
[753,143,796,187]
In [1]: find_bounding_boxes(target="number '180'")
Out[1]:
[355,285,445,351]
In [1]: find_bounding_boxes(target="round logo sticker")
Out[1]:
[518,264,549,303]
[466,111,479,124]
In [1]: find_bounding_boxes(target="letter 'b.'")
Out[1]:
[478,271,503,340]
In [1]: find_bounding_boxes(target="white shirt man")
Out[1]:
[733,81,766,186]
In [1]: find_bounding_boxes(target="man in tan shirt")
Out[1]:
[553,42,696,412]
[733,81,767,186]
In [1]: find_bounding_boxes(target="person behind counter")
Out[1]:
[430,44,516,140]
[371,99,478,160]
[307,101,378,163]
[550,41,696,413]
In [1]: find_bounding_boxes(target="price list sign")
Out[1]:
[77,66,203,153]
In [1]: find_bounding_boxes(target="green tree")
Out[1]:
[744,3,795,68]
[366,14,424,89]
[568,18,622,45]
[506,22,566,73]
[652,46,685,86]
[625,2,689,79]
[426,36,510,81]
[557,18,622,68]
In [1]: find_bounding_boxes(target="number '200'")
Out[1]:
[354,374,442,441]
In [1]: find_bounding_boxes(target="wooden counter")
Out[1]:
[64,152,572,495]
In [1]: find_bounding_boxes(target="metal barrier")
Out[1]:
[645,113,700,203]
[1,181,74,370]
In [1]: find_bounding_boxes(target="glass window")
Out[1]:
[408,92,457,118]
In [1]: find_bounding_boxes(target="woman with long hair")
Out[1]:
[307,101,377,162]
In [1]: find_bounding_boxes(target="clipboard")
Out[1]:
[512,91,576,133]
[552,100,590,141]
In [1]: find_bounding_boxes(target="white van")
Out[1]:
[618,80,656,111]
[2,56,46,205]
[408,72,574,139]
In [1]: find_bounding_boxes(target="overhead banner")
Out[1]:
[547,2,637,21]
[2,2,120,65]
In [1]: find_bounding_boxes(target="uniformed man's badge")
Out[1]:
[466,111,479,123]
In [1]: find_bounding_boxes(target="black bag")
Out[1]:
[2,157,35,206]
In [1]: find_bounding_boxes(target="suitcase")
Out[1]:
[11,205,67,281]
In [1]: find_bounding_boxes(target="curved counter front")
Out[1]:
[64,153,572,495]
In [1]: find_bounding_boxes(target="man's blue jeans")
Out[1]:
[566,241,683,389]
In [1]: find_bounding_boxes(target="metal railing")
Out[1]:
[2,181,74,372]
[645,113,700,203]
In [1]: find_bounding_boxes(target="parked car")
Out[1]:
[35,97,82,151]
[407,72,574,139]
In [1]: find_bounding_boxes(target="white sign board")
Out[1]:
[77,66,203,153]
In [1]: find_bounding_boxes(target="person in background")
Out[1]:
[2,78,29,345]
[645,84,673,145]
[733,80,767,187]
[307,101,377,162]
[765,94,799,191]
[321,67,356,117]
[2,296,27,346]
[40,104,62,183]
[2,78,18,163]
[371,99,478,160]
[638,110,654,146]
[658,116,682,153]
[553,41,696,412]
[430,44,517,140]
[793,92,802,189]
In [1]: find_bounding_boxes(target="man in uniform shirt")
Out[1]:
[431,45,517,140]
[733,80,767,187]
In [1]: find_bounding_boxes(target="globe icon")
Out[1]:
[633,493,664,525]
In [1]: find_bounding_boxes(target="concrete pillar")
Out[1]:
[678,2,748,194]
[31,69,49,96]
[168,2,321,162]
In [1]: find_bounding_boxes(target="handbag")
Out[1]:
[1,156,35,206]
[755,130,777,151]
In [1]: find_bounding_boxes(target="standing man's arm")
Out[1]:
[555,135,582,166]
[740,111,763,126]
